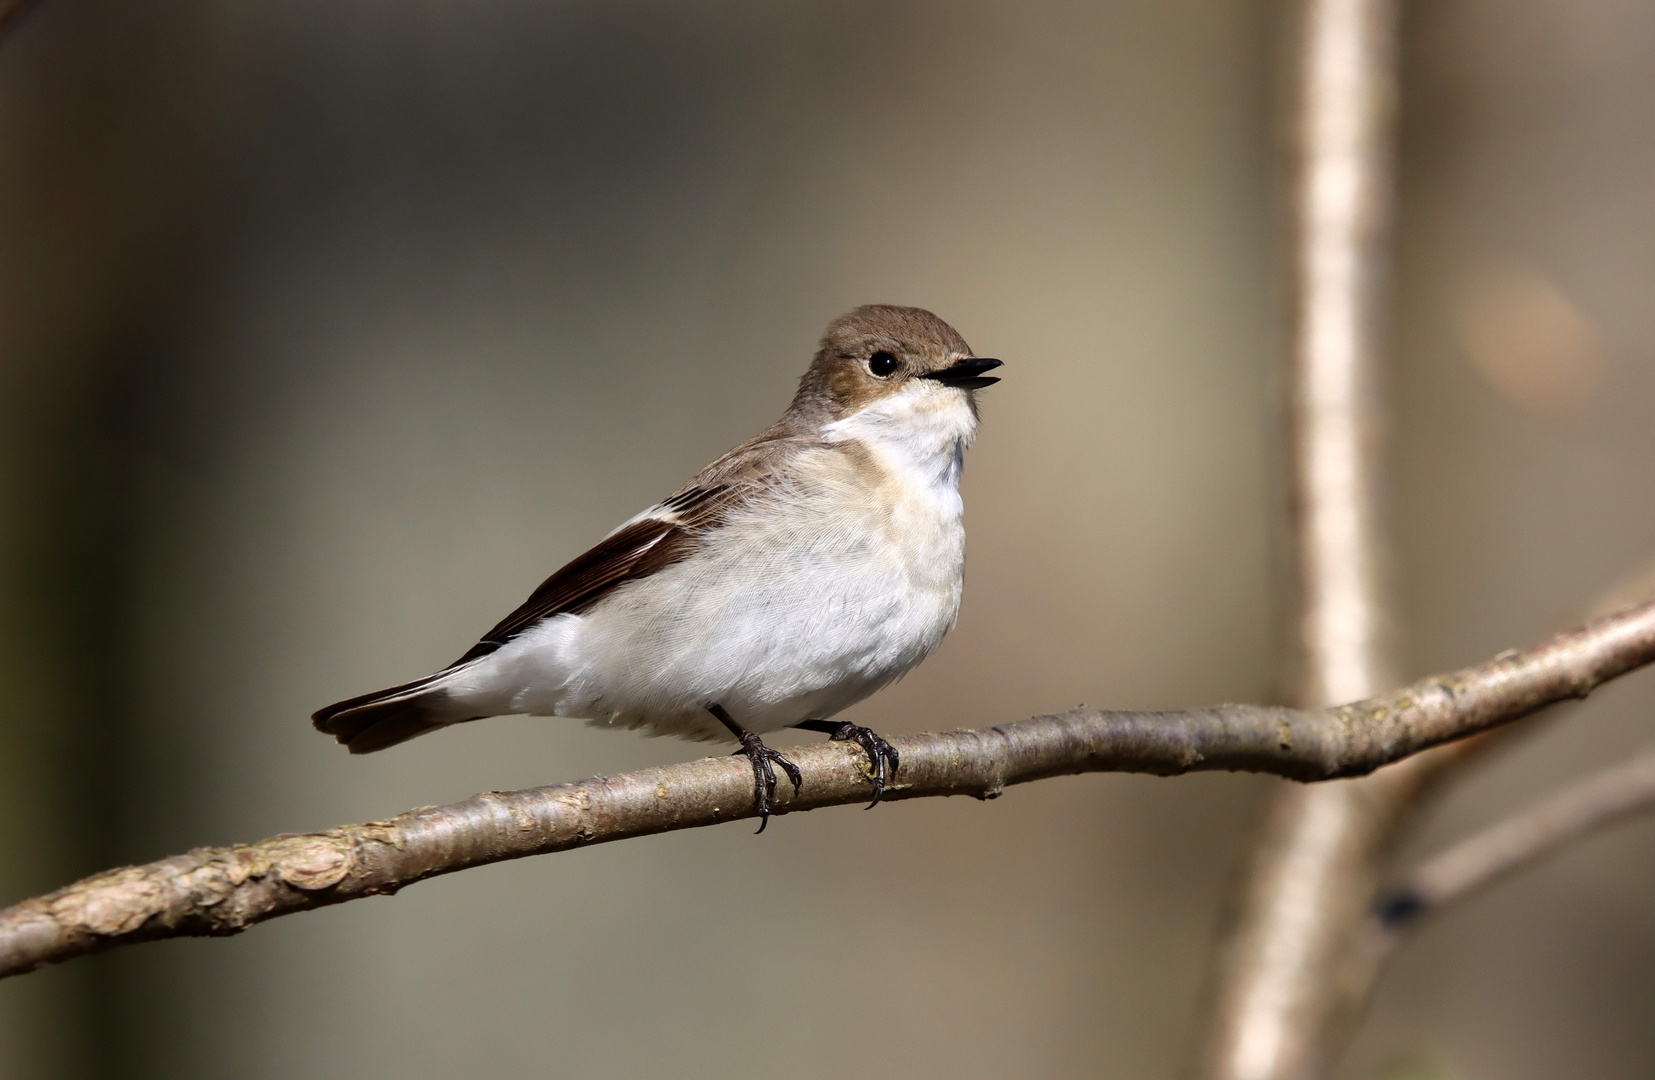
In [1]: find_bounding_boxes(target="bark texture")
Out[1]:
[1,599,1653,981]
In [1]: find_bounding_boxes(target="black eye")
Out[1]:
[868,351,899,378]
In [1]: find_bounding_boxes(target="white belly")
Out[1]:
[446,439,968,740]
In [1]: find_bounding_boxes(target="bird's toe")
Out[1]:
[733,733,802,833]
[828,723,901,807]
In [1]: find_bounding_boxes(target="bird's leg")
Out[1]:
[794,719,900,807]
[708,704,801,834]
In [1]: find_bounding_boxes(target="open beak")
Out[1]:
[920,357,1004,390]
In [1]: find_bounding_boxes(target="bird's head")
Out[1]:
[789,305,1002,426]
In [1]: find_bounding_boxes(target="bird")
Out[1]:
[313,304,1002,829]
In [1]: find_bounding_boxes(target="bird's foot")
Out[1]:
[732,732,803,834]
[797,719,900,807]
[833,723,901,807]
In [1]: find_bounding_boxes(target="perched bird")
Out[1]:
[313,305,1002,827]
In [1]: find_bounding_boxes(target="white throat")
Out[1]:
[819,384,978,492]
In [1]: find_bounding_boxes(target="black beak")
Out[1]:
[920,357,1004,390]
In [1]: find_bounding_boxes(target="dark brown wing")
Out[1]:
[447,427,824,668]
[315,512,703,751]
[448,484,739,666]
[313,431,819,753]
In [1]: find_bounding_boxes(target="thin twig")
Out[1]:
[1375,749,1655,933]
[0,601,1653,981]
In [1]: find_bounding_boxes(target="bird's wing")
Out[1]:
[447,431,808,668]
[447,491,722,666]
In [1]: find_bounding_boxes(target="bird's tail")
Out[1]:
[312,671,476,754]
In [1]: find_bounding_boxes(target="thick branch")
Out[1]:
[1376,748,1655,932]
[2,599,1653,982]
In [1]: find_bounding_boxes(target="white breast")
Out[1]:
[449,383,979,740]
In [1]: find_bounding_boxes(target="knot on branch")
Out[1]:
[47,866,167,937]
[255,834,358,891]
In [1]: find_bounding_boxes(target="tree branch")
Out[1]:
[0,601,1653,981]
[1375,748,1655,933]
[1195,0,1404,1075]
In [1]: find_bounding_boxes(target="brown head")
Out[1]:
[786,305,1002,425]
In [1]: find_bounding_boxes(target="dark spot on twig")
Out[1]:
[1374,888,1422,928]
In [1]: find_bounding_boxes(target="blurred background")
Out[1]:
[1,0,1652,1077]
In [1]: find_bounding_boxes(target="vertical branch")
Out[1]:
[1284,0,1397,712]
[1195,1,1411,1078]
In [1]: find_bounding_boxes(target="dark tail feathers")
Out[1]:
[312,675,467,754]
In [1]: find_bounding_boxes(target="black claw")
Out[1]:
[732,732,802,833]
[709,703,802,832]
[827,723,901,807]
